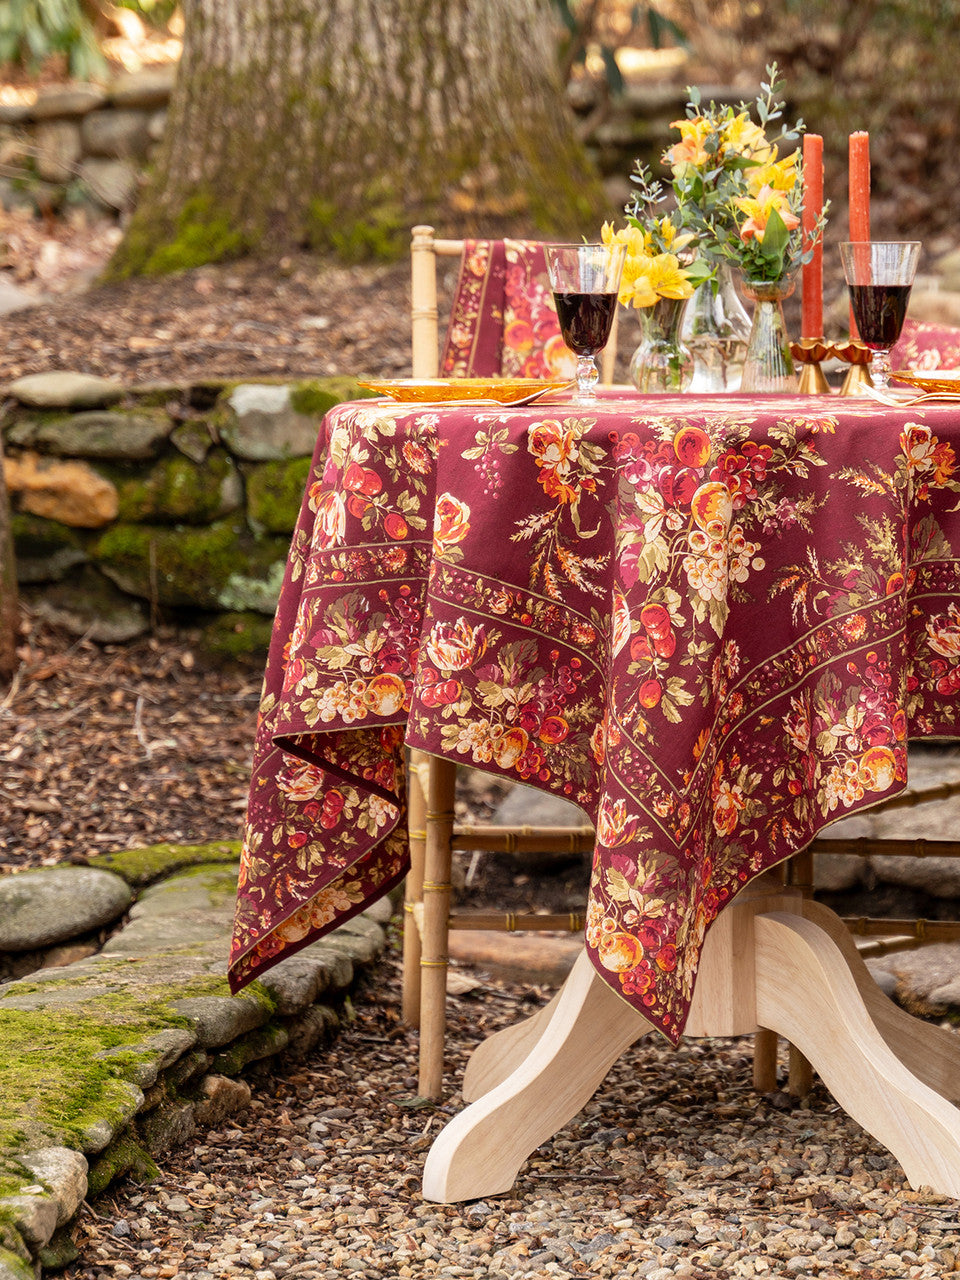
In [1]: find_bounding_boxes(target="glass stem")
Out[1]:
[870,348,893,390]
[575,354,599,404]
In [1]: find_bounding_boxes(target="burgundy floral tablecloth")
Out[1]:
[229,390,960,1044]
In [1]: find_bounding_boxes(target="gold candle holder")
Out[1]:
[790,340,832,394]
[834,340,874,396]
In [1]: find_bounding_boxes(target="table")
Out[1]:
[229,389,960,1200]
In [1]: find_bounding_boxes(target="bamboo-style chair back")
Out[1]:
[410,223,618,383]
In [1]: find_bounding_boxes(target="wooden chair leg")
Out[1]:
[402,750,429,1026]
[788,1045,814,1098]
[418,755,456,1099]
[753,1027,779,1093]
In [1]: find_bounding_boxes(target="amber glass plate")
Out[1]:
[356,377,569,405]
[892,369,960,393]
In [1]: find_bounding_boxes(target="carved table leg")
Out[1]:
[755,910,960,1197]
[423,879,960,1202]
[799,898,960,1102]
[422,949,648,1202]
[461,985,565,1102]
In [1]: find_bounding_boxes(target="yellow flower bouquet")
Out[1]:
[661,65,824,284]
[600,211,712,392]
[600,213,710,311]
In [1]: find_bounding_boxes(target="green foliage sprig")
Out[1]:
[632,64,828,284]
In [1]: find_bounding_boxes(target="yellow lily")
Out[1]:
[746,150,799,196]
[665,115,716,169]
[646,216,697,256]
[722,112,773,163]
[602,221,646,256]
[733,184,800,242]
[624,252,695,307]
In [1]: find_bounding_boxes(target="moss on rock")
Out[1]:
[288,377,378,417]
[10,513,89,587]
[91,519,289,611]
[211,1023,290,1077]
[0,1246,33,1280]
[160,864,239,907]
[244,457,311,534]
[86,1134,160,1197]
[36,1225,81,1270]
[10,513,87,556]
[107,449,242,524]
[218,558,287,615]
[89,841,241,889]
[0,1006,176,1151]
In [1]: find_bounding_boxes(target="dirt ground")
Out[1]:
[0,211,414,386]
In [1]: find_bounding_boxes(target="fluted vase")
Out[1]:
[680,264,751,392]
[739,273,798,394]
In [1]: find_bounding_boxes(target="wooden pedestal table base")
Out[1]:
[422,876,960,1203]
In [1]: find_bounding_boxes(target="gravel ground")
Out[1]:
[62,944,960,1280]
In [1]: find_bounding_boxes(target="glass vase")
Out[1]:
[680,264,751,392]
[739,274,798,393]
[629,296,692,393]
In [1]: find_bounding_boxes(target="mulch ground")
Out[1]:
[0,250,414,387]
[0,619,258,874]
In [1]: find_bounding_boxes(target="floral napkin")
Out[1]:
[440,239,577,380]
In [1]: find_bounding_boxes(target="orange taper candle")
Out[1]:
[848,132,871,337]
[848,131,871,241]
[801,133,824,340]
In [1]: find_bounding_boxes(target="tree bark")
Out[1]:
[108,0,608,277]
[0,433,19,682]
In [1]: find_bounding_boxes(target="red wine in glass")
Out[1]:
[848,283,912,349]
[545,243,626,404]
[553,291,619,355]
[839,241,920,390]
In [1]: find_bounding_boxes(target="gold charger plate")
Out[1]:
[357,377,569,405]
[892,369,960,393]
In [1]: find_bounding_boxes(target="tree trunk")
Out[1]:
[107,0,608,277]
[0,433,19,682]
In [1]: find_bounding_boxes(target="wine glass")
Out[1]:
[545,242,626,405]
[839,241,921,390]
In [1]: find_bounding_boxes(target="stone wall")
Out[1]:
[0,69,175,219]
[1,371,373,658]
[0,843,392,1278]
[0,69,705,220]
